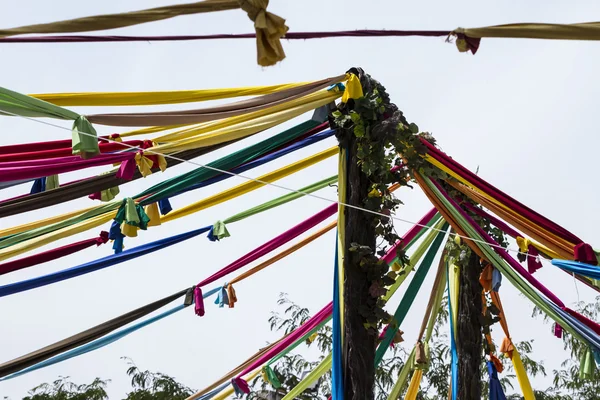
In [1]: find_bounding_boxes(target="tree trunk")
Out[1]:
[342,132,377,400]
[457,250,483,399]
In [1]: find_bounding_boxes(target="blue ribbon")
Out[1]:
[331,233,344,400]
[0,286,221,381]
[552,259,600,280]
[30,177,46,194]
[447,261,459,400]
[487,361,507,400]
[0,227,211,297]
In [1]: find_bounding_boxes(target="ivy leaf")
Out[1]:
[354,124,366,138]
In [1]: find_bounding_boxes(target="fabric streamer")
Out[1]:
[404,369,423,400]
[0,287,221,381]
[0,226,211,297]
[279,217,445,400]
[85,77,342,127]
[432,179,600,337]
[0,152,136,182]
[159,146,337,222]
[552,259,600,280]
[421,139,582,247]
[230,303,334,392]
[418,173,600,355]
[331,236,344,400]
[0,139,143,162]
[0,231,109,276]
[0,86,99,158]
[386,259,447,400]
[0,0,288,66]
[374,223,448,366]
[447,260,459,400]
[0,204,339,379]
[0,120,329,255]
[0,121,330,218]
[269,214,444,400]
[29,81,318,106]
[0,175,338,296]
[0,289,188,378]
[487,361,507,400]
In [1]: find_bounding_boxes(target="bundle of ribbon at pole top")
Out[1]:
[0,67,598,400]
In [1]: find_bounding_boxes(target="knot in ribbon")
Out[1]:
[96,231,110,245]
[238,0,288,66]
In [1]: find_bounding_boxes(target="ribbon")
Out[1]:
[89,186,120,202]
[207,220,230,242]
[116,157,137,180]
[108,220,125,254]
[490,354,504,374]
[46,175,59,190]
[579,347,597,380]
[575,243,598,266]
[194,286,205,317]
[135,152,155,177]
[71,115,99,159]
[492,268,502,292]
[158,198,173,215]
[262,365,281,388]
[144,203,161,227]
[30,177,46,194]
[341,72,363,103]
[479,264,493,292]
[499,337,514,358]
[415,341,427,365]
[227,284,237,308]
[95,231,109,245]
[231,377,250,395]
[214,287,230,308]
[114,197,151,237]
[553,323,563,339]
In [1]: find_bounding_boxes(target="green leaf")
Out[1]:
[354,124,366,138]
[409,123,419,133]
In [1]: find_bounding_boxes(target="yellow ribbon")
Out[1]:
[516,236,530,253]
[161,146,337,223]
[341,72,364,103]
[144,203,161,227]
[30,82,310,106]
[135,153,154,177]
[404,369,423,400]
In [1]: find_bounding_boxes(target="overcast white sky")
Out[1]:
[1,1,600,398]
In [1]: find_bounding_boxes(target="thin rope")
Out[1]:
[0,110,569,261]
[0,30,452,43]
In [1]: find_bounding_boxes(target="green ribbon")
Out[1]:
[263,365,282,389]
[211,221,231,241]
[72,116,100,158]
[100,186,120,202]
[277,217,445,399]
[137,119,323,206]
[45,175,59,191]
[213,175,338,241]
[223,175,337,226]
[115,198,150,230]
[0,86,99,157]
[419,174,589,346]
[375,223,449,366]
[579,347,597,380]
